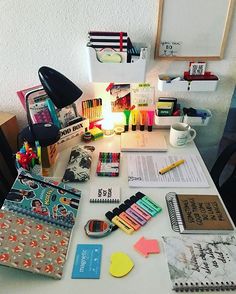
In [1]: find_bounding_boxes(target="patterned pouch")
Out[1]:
[62,145,95,182]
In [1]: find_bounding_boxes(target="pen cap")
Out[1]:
[105,211,114,221]
[140,125,145,131]
[132,125,136,131]
[129,196,140,204]
[135,192,145,200]
[119,203,129,211]
[124,199,134,206]
[124,125,129,132]
[148,125,153,132]
[113,207,122,215]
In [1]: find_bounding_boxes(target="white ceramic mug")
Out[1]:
[170,122,196,147]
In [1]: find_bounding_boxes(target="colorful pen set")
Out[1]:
[105,192,162,234]
[96,152,120,177]
[15,141,38,170]
[123,108,155,132]
[82,98,102,122]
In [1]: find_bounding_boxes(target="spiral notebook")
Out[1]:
[165,192,234,233]
[89,185,120,203]
[2,170,81,228]
[162,235,236,292]
[0,209,71,279]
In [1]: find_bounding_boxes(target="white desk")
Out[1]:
[0,130,231,294]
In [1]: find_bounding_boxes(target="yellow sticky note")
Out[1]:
[109,252,134,278]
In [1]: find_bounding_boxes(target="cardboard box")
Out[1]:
[57,118,89,150]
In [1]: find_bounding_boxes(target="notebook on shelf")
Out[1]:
[120,131,167,152]
[3,170,81,228]
[89,185,120,203]
[162,235,236,292]
[165,192,234,233]
[0,170,82,279]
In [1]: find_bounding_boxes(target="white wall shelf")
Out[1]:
[87,46,148,83]
[157,75,219,92]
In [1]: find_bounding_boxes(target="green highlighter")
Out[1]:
[142,196,162,214]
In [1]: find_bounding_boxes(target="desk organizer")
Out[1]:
[57,118,89,149]
[157,75,219,92]
[183,109,212,126]
[155,115,183,127]
[87,46,148,83]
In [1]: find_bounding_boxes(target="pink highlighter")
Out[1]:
[147,110,155,132]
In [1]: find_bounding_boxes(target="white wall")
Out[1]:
[0,0,236,167]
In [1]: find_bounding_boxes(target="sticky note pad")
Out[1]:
[134,237,160,257]
[71,244,102,279]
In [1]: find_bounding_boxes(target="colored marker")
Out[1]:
[105,211,134,235]
[147,110,155,132]
[119,204,147,226]
[141,196,162,214]
[113,208,141,231]
[158,159,185,175]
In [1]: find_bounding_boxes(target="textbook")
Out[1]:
[162,235,236,292]
[165,192,234,233]
[0,209,71,279]
[3,170,81,228]
[120,131,167,152]
[89,185,120,203]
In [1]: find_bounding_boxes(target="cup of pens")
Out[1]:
[169,122,196,147]
[15,141,39,171]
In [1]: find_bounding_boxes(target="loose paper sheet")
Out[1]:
[127,154,209,187]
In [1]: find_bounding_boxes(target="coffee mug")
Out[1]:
[169,122,196,147]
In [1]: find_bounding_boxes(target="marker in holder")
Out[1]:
[96,152,120,177]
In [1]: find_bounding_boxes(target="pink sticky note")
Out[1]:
[134,237,160,257]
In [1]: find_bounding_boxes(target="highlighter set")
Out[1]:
[105,191,162,234]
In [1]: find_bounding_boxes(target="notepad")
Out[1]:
[162,235,236,292]
[71,244,102,279]
[89,185,120,203]
[120,131,167,152]
[165,192,234,233]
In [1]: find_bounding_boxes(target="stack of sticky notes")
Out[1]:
[156,101,174,116]
[89,127,104,140]
[156,97,178,116]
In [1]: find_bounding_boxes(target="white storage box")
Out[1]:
[183,109,212,126]
[157,75,189,91]
[155,115,183,127]
[87,46,148,83]
[189,79,219,91]
[157,75,219,92]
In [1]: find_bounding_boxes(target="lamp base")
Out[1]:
[19,123,60,147]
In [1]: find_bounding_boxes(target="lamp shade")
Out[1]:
[38,66,83,109]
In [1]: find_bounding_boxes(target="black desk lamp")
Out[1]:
[19,66,83,147]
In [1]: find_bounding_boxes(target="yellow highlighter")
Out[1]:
[105,211,134,235]
[159,159,185,175]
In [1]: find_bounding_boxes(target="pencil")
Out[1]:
[159,159,185,175]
